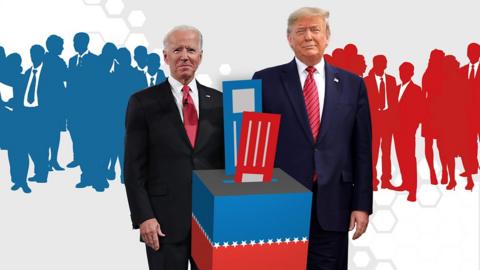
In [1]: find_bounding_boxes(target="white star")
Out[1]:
[214,243,220,248]
[293,237,299,243]
[276,239,282,244]
[267,239,273,245]
[249,240,256,246]
[259,240,265,246]
[301,237,308,243]
[241,241,247,247]
[232,241,238,247]
[223,242,229,248]
[285,238,291,243]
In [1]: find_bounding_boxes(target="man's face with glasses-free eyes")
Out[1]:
[288,16,330,66]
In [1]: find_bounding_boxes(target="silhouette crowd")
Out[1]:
[0,32,166,193]
[1,35,479,201]
[326,43,480,202]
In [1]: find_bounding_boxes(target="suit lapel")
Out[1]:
[281,59,314,143]
[195,81,214,152]
[316,63,341,145]
[154,81,193,149]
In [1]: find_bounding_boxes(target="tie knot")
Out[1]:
[306,66,316,74]
[182,85,190,95]
[380,77,384,83]
[32,69,37,74]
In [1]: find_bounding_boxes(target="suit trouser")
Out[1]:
[394,132,417,193]
[146,236,198,270]
[372,110,392,183]
[7,145,29,186]
[460,132,478,174]
[307,188,348,270]
[24,108,49,180]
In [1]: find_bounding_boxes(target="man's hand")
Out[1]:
[349,211,369,240]
[140,218,166,251]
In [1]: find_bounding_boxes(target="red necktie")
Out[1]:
[379,77,386,110]
[303,66,321,141]
[182,85,198,147]
[470,64,475,80]
[304,67,321,182]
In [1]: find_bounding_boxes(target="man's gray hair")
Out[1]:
[163,25,203,49]
[287,7,331,36]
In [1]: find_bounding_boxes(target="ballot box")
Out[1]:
[191,168,312,270]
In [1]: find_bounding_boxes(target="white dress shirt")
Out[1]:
[375,74,389,110]
[469,61,479,79]
[398,80,410,102]
[24,63,43,107]
[295,57,326,117]
[146,72,157,87]
[76,50,89,66]
[168,76,200,122]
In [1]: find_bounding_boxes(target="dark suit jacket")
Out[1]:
[124,79,224,243]
[460,64,479,131]
[393,82,424,134]
[364,73,397,133]
[253,59,372,232]
[11,67,48,111]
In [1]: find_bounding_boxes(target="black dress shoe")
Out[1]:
[381,181,396,190]
[21,185,32,194]
[93,185,105,192]
[51,162,65,171]
[66,160,79,168]
[75,181,90,188]
[28,175,47,183]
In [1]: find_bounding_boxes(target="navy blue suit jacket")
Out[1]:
[253,59,373,232]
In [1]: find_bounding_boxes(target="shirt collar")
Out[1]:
[375,73,386,81]
[78,50,89,58]
[168,76,198,95]
[32,63,43,73]
[295,57,325,77]
[401,80,411,88]
[147,72,157,81]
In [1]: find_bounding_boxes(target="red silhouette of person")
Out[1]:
[457,42,480,190]
[364,55,398,191]
[437,55,465,190]
[392,62,424,201]
[421,49,445,185]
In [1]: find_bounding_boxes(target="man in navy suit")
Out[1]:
[253,7,372,270]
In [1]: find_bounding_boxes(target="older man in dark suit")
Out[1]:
[124,25,224,270]
[253,7,372,270]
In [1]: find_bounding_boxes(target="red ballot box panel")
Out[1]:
[234,112,280,183]
[192,217,308,270]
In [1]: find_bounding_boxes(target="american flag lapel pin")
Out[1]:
[205,94,211,100]
[333,77,339,83]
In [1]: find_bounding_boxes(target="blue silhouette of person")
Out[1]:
[6,45,48,192]
[145,53,166,87]
[0,46,5,76]
[66,32,97,185]
[133,45,148,73]
[105,47,141,183]
[0,46,9,150]
[79,42,117,192]
[3,52,28,192]
[43,34,68,172]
